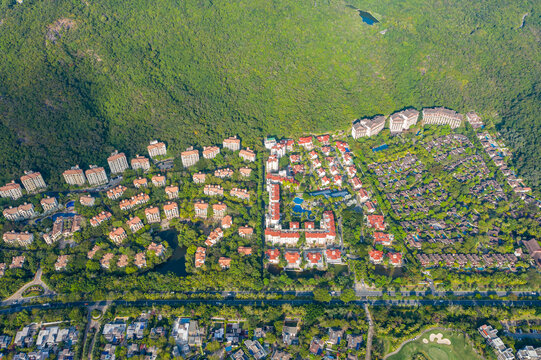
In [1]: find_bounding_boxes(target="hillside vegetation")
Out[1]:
[0,0,539,187]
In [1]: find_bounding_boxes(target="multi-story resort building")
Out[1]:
[163,202,179,219]
[151,174,166,187]
[85,166,108,186]
[223,136,241,151]
[466,111,484,129]
[298,136,313,150]
[194,201,208,218]
[202,146,220,159]
[422,107,463,129]
[165,186,179,199]
[239,149,256,162]
[90,211,112,227]
[131,155,151,171]
[193,172,206,184]
[389,109,419,134]
[40,196,58,212]
[80,195,95,206]
[204,185,224,197]
[212,203,227,219]
[62,166,86,186]
[266,155,279,173]
[230,188,250,200]
[195,247,206,268]
[107,151,129,174]
[145,206,161,223]
[181,149,200,167]
[147,140,167,158]
[0,181,23,200]
[133,177,148,188]
[127,216,144,233]
[20,171,46,193]
[351,116,386,139]
[3,203,36,221]
[106,185,127,200]
[109,227,127,245]
[2,231,34,247]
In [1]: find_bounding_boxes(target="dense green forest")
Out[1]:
[0,0,539,187]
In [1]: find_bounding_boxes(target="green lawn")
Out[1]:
[386,329,483,360]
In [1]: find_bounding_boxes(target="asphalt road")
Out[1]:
[1,288,539,309]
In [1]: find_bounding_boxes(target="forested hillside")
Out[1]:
[0,0,539,188]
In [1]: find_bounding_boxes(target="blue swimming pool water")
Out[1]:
[293,197,304,205]
[66,201,75,208]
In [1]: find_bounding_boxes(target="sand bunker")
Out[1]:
[423,338,429,344]
[428,333,451,345]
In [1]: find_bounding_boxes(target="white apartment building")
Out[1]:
[181,149,200,167]
[63,166,86,186]
[131,155,151,171]
[422,107,463,129]
[20,171,46,192]
[389,109,419,134]
[223,136,241,151]
[85,166,108,186]
[107,151,129,174]
[147,140,167,158]
[351,116,386,139]
[0,181,23,200]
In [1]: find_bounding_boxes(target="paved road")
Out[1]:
[3,298,541,315]
[4,268,56,302]
[1,288,539,308]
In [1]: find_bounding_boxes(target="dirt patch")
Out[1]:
[46,18,77,44]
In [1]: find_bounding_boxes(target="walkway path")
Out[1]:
[364,303,374,360]
[4,268,55,302]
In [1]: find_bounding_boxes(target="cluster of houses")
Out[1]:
[417,253,518,270]
[187,138,256,270]
[263,134,373,270]
[0,324,78,360]
[364,214,403,267]
[368,250,402,267]
[265,247,343,270]
[99,315,340,360]
[87,242,164,270]
[309,328,363,357]
[478,132,533,196]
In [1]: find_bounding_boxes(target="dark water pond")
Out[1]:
[374,264,403,278]
[346,5,379,25]
[153,229,187,276]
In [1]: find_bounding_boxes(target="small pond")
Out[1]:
[153,229,187,276]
